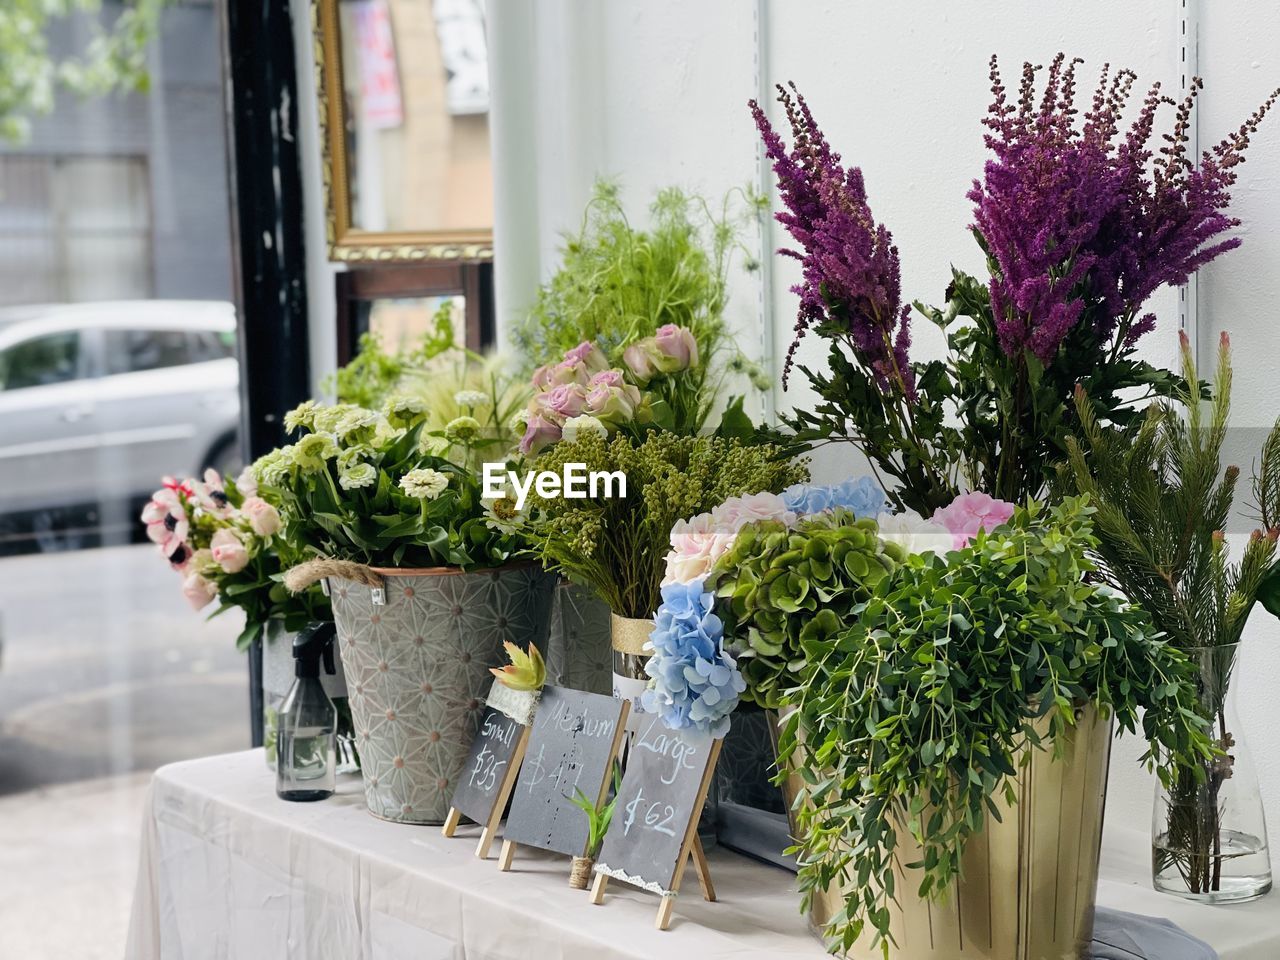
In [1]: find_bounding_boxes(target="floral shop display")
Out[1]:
[141,468,345,767]
[266,397,554,824]
[741,50,1279,957]
[1065,333,1280,902]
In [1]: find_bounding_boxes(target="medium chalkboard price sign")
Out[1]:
[498,685,630,870]
[442,682,539,859]
[589,716,724,929]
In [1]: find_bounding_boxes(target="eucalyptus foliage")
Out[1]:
[777,498,1211,957]
[710,509,903,709]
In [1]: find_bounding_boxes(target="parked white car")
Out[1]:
[0,301,241,519]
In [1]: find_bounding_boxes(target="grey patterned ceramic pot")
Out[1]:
[328,563,554,824]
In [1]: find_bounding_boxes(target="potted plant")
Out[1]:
[1064,332,1280,902]
[569,763,623,890]
[263,397,554,824]
[773,499,1209,958]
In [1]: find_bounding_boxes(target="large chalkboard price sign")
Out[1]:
[442,682,539,859]
[589,716,724,929]
[498,685,630,870]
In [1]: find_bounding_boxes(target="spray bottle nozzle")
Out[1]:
[293,621,338,679]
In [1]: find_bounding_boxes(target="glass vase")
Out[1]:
[1152,643,1272,902]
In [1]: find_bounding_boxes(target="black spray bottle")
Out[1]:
[276,621,338,802]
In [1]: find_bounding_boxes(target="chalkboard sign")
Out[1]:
[589,716,724,928]
[442,682,538,859]
[498,685,630,866]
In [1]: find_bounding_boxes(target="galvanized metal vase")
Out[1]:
[793,705,1113,960]
[328,564,554,824]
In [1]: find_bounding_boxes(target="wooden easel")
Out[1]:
[498,699,630,872]
[588,738,723,930]
[442,723,532,860]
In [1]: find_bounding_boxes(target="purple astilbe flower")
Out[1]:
[751,85,915,397]
[973,53,1280,362]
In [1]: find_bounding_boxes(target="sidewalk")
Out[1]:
[0,772,152,960]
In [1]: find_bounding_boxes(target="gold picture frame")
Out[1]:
[312,0,494,264]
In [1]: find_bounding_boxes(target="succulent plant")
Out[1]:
[708,508,903,708]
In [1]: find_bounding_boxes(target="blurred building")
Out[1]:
[0,0,232,307]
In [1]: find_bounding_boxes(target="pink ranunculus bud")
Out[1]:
[653,324,698,371]
[710,492,797,533]
[623,342,657,384]
[210,528,250,574]
[588,369,624,389]
[182,572,218,611]
[241,497,282,537]
[930,491,1017,550]
[543,383,589,418]
[519,413,563,456]
[563,341,609,374]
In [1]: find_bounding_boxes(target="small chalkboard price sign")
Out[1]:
[589,716,724,929]
[498,685,630,870]
[442,681,539,859]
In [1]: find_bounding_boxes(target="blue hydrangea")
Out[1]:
[782,476,887,518]
[641,579,745,738]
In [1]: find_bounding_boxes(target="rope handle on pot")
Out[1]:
[284,558,386,602]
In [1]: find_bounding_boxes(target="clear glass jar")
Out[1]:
[1152,643,1272,902]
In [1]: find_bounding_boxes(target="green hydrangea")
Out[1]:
[710,509,903,708]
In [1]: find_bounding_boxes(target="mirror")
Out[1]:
[314,0,494,262]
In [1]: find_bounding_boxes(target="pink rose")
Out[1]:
[623,343,657,384]
[588,369,624,389]
[520,413,563,456]
[242,496,282,537]
[182,572,218,611]
[532,363,556,390]
[930,492,1016,549]
[653,324,698,371]
[710,492,797,533]
[235,467,258,498]
[563,341,609,374]
[548,358,590,387]
[542,383,588,418]
[585,383,642,424]
[662,512,737,585]
[210,528,250,574]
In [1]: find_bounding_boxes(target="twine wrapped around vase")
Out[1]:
[569,855,596,890]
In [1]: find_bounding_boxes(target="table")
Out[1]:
[126,751,1279,960]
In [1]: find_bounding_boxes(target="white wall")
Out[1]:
[490,0,1280,842]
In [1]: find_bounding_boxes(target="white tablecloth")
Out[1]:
[126,751,1278,960]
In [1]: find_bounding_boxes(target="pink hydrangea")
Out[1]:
[930,492,1016,549]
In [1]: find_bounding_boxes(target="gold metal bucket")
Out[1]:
[785,705,1113,960]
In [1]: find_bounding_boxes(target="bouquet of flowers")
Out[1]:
[753,55,1279,515]
[522,432,806,619]
[141,469,328,649]
[256,398,525,569]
